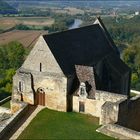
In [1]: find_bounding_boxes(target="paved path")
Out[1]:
[9,105,45,140]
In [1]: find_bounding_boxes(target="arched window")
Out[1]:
[40,63,42,72]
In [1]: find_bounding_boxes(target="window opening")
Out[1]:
[19,81,23,92]
[40,63,42,72]
[79,101,85,112]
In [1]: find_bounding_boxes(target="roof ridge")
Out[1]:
[94,17,120,56]
[43,23,99,37]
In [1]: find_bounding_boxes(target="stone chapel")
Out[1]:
[11,17,131,124]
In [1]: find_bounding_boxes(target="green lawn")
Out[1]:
[1,100,10,108]
[18,108,114,139]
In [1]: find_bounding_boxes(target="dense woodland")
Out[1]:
[0,42,26,99]
[104,16,140,90]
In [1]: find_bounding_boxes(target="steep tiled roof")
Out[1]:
[43,19,131,95]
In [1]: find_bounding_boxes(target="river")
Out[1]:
[69,19,83,30]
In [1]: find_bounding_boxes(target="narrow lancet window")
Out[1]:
[19,81,23,92]
[40,63,42,72]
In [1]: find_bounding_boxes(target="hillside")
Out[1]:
[5,0,140,10]
[0,0,18,14]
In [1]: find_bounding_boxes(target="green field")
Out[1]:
[18,108,114,139]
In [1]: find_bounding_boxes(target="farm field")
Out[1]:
[0,17,17,31]
[52,7,84,15]
[0,17,54,31]
[18,108,114,139]
[16,17,54,26]
[0,30,47,47]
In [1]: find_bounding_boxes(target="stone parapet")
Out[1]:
[107,124,140,139]
[95,90,127,102]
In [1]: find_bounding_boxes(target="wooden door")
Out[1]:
[35,91,45,106]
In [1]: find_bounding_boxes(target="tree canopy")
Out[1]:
[0,41,26,99]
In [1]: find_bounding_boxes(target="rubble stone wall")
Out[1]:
[95,90,127,102]
[0,103,28,139]
[73,96,105,118]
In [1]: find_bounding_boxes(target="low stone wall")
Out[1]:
[73,90,127,125]
[100,94,140,132]
[95,90,127,125]
[73,89,140,132]
[107,124,140,139]
[95,90,127,102]
[73,96,105,118]
[0,102,28,139]
[100,96,127,125]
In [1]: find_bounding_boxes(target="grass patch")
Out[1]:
[1,100,10,108]
[18,108,114,139]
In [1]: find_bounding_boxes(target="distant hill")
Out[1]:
[6,0,135,2]
[0,0,18,14]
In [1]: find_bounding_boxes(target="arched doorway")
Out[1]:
[35,87,45,106]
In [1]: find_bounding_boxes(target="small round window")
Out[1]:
[37,87,45,93]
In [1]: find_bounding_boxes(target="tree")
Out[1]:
[131,73,139,88]
[0,45,8,69]
[122,46,137,72]
[0,41,26,96]
[16,24,30,30]
[6,41,25,68]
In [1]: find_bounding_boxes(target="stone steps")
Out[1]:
[10,105,45,140]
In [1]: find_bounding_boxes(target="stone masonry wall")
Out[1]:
[12,35,66,112]
[100,94,140,131]
[73,96,105,118]
[95,90,127,125]
[73,90,127,124]
[21,36,64,75]
[95,90,127,102]
[12,72,34,105]
[100,101,120,125]
[33,74,67,112]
